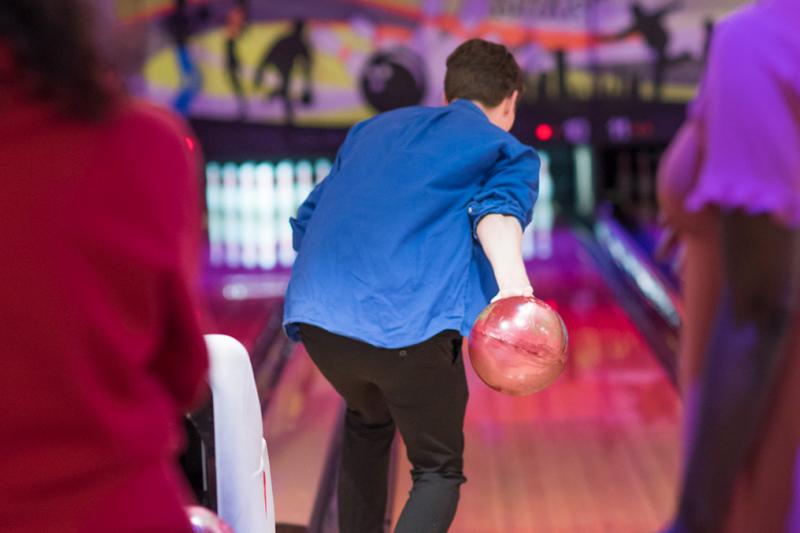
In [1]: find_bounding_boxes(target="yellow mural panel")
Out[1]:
[145,22,358,98]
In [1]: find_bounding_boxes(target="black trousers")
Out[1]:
[298,324,469,533]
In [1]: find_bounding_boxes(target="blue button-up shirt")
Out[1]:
[284,99,540,348]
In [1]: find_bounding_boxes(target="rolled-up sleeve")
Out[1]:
[468,141,540,238]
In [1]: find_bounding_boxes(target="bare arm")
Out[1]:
[673,213,800,532]
[476,214,532,301]
[655,118,705,261]
[656,119,703,230]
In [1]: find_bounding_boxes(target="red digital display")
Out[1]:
[535,123,554,142]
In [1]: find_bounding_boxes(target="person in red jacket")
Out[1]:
[0,2,209,532]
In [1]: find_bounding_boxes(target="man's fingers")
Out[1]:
[491,286,534,303]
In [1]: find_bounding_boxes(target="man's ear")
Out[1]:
[504,90,520,115]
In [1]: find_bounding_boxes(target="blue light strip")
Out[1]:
[594,218,682,329]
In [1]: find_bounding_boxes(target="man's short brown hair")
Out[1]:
[444,39,523,108]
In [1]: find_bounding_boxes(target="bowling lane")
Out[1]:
[201,269,345,529]
[391,227,682,533]
[201,272,285,353]
[261,342,342,529]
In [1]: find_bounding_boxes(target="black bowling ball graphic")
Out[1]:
[360,47,427,112]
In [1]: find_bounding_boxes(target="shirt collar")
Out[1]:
[450,99,489,121]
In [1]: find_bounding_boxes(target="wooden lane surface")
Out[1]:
[263,343,343,528]
[203,295,280,350]
[201,271,286,353]
[391,230,682,532]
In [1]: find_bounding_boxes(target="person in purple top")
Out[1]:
[658,1,800,531]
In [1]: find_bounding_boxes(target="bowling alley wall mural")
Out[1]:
[118,0,749,127]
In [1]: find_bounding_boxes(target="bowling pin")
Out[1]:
[206,162,225,266]
[256,163,277,270]
[222,163,242,269]
[295,160,314,213]
[276,161,296,267]
[574,145,594,217]
[238,163,258,269]
[315,158,332,184]
[533,152,554,259]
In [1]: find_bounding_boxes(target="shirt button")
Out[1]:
[399,350,408,357]
[468,207,473,214]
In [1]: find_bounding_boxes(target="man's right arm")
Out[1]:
[469,142,540,301]
[476,214,532,301]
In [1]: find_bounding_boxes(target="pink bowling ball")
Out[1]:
[186,506,234,533]
[469,296,568,396]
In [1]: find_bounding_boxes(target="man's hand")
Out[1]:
[491,285,534,303]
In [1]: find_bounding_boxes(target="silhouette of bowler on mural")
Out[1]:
[253,19,314,125]
[165,0,208,114]
[606,1,691,100]
[224,2,247,119]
